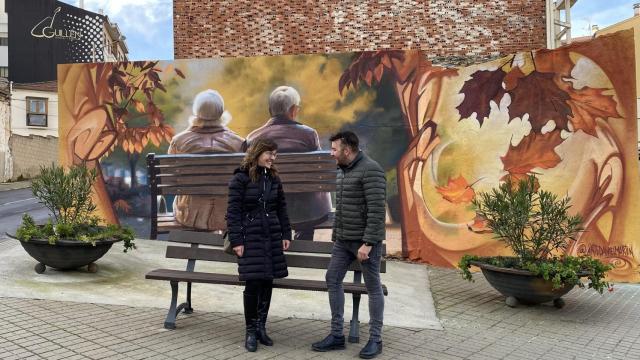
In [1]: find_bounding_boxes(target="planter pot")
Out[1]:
[10,236,121,274]
[470,260,588,308]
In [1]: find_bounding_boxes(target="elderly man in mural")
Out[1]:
[168,89,244,230]
[244,86,332,240]
[312,131,386,359]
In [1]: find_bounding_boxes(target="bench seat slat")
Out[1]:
[157,172,337,186]
[165,246,386,273]
[157,183,336,195]
[145,269,388,296]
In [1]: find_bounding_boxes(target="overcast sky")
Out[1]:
[59,0,173,61]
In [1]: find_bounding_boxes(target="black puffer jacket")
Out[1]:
[226,166,292,281]
[332,151,386,245]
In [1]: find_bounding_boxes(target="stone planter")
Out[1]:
[470,260,588,308]
[9,236,120,274]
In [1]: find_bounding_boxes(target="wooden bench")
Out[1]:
[145,230,389,343]
[146,151,337,239]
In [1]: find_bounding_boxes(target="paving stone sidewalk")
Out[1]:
[1,266,639,360]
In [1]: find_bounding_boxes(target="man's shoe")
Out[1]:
[311,334,346,352]
[359,340,383,359]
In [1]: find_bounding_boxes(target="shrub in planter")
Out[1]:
[11,164,135,273]
[458,175,612,307]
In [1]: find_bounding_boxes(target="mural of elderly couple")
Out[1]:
[58,29,640,282]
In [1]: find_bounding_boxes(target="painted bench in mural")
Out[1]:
[145,229,388,342]
[146,151,336,240]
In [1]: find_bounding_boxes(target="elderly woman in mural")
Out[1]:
[245,86,332,240]
[168,89,244,230]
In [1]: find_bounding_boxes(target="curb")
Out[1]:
[0,181,31,192]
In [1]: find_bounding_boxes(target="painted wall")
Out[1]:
[57,30,640,281]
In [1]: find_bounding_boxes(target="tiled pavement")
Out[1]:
[1,266,639,360]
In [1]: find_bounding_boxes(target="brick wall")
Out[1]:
[9,134,58,180]
[174,0,547,59]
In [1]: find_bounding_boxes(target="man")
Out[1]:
[312,131,386,359]
[245,86,332,240]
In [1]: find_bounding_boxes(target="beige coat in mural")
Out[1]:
[168,124,244,230]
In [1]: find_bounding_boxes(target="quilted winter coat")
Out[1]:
[226,166,292,281]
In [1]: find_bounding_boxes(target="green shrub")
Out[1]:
[459,175,612,293]
[15,164,136,252]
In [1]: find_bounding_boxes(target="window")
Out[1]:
[26,97,48,127]
[0,67,8,78]
[0,37,7,46]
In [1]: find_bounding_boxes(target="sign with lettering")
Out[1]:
[6,0,106,83]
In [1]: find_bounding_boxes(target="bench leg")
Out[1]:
[164,281,179,330]
[349,293,361,343]
[349,271,362,343]
[184,282,194,314]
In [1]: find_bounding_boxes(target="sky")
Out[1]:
[571,0,638,37]
[59,0,173,61]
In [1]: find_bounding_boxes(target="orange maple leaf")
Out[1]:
[563,83,621,136]
[113,199,132,214]
[500,173,541,191]
[436,175,476,203]
[467,214,491,234]
[501,130,564,175]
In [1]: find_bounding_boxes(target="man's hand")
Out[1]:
[357,244,372,262]
[233,245,244,257]
[283,239,291,251]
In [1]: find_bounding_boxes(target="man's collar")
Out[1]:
[340,151,363,170]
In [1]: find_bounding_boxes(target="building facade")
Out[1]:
[0,0,128,181]
[175,1,557,60]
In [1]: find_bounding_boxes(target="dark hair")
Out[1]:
[241,137,279,182]
[329,131,359,152]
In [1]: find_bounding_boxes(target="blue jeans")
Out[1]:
[325,240,384,342]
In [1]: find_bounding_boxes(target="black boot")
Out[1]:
[243,292,259,352]
[257,284,274,346]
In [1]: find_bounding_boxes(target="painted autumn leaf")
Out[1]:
[501,130,564,175]
[456,69,506,125]
[533,49,574,77]
[338,51,406,94]
[113,199,132,214]
[500,173,541,191]
[436,175,476,203]
[467,214,491,234]
[560,81,621,136]
[508,72,572,132]
[503,66,525,91]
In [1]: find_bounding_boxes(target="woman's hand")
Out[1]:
[282,240,291,251]
[233,245,244,257]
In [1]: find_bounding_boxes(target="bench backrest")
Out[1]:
[147,151,337,196]
[166,230,387,273]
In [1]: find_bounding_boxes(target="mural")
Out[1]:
[58,29,640,281]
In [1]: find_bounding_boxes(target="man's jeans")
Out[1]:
[325,240,384,342]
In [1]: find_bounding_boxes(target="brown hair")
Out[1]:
[241,137,279,182]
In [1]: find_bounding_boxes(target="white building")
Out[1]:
[10,81,58,138]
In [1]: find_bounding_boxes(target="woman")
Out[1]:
[226,137,292,352]
[168,89,244,231]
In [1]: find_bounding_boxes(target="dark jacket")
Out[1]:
[245,115,332,224]
[226,166,292,281]
[332,152,386,246]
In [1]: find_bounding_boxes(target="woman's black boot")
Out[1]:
[244,292,259,352]
[257,285,274,346]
